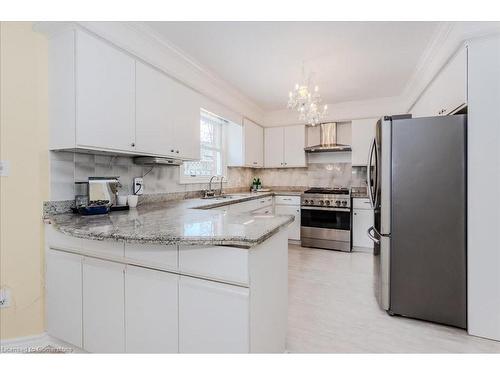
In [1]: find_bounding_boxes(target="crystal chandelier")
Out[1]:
[287,65,328,126]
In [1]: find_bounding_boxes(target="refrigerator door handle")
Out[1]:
[367,226,380,244]
[367,138,376,208]
[373,139,380,208]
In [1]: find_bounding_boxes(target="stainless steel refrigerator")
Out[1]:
[367,114,467,329]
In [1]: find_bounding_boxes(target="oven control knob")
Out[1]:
[325,200,331,206]
[303,200,308,205]
[319,200,324,205]
[342,201,347,206]
[335,200,340,206]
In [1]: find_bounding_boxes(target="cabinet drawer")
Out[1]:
[47,225,81,252]
[80,238,124,259]
[179,245,249,285]
[275,195,300,205]
[125,243,177,271]
[353,198,372,210]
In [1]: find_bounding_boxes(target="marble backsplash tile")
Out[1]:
[49,151,258,201]
[255,162,354,189]
[49,151,366,202]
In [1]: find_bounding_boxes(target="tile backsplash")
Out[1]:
[50,151,368,201]
[49,151,256,201]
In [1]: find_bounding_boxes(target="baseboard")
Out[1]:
[1,332,83,353]
[0,332,48,348]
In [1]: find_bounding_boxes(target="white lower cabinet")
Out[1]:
[275,205,300,240]
[352,198,374,250]
[46,249,83,348]
[125,265,178,353]
[82,257,125,353]
[274,195,301,241]
[178,276,249,353]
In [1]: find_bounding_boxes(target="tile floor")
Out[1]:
[287,244,500,353]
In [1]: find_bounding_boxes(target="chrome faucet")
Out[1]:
[204,175,218,198]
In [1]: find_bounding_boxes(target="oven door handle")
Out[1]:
[301,206,351,212]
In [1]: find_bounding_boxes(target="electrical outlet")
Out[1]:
[133,177,144,195]
[0,288,11,308]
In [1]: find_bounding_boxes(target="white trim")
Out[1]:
[0,332,85,353]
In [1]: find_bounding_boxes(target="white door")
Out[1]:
[125,265,178,353]
[275,205,300,240]
[351,119,377,166]
[283,125,306,167]
[75,31,135,152]
[244,119,263,167]
[135,61,175,156]
[46,249,83,348]
[352,209,374,249]
[169,79,201,160]
[179,276,249,353]
[264,127,284,167]
[83,257,125,353]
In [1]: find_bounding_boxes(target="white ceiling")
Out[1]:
[145,21,441,111]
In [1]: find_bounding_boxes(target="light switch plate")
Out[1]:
[133,177,144,195]
[0,160,10,176]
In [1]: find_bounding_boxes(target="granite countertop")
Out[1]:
[47,191,301,249]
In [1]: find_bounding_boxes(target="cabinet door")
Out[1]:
[83,257,125,353]
[46,249,83,348]
[125,265,178,353]
[264,127,284,167]
[275,205,301,240]
[244,119,263,167]
[283,125,306,167]
[76,31,135,152]
[411,46,467,117]
[352,209,374,249]
[179,276,249,353]
[169,79,201,160]
[351,118,377,166]
[135,61,175,156]
[436,46,467,116]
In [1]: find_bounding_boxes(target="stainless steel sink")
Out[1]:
[201,195,233,200]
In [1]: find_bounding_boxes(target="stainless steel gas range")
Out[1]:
[300,187,351,252]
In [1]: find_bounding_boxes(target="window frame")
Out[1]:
[179,109,228,184]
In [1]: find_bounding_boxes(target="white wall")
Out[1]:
[467,34,500,341]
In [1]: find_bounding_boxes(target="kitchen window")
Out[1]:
[181,110,227,183]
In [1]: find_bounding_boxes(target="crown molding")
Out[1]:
[402,21,500,113]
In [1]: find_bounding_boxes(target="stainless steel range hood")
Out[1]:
[304,122,352,153]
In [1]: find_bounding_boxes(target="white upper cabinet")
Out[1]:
[265,125,306,168]
[283,125,306,167]
[49,28,200,160]
[135,61,175,156]
[135,61,200,160]
[351,118,377,166]
[76,31,136,152]
[410,46,467,117]
[243,118,264,167]
[264,127,284,167]
[167,78,201,160]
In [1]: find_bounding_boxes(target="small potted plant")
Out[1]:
[251,177,262,191]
